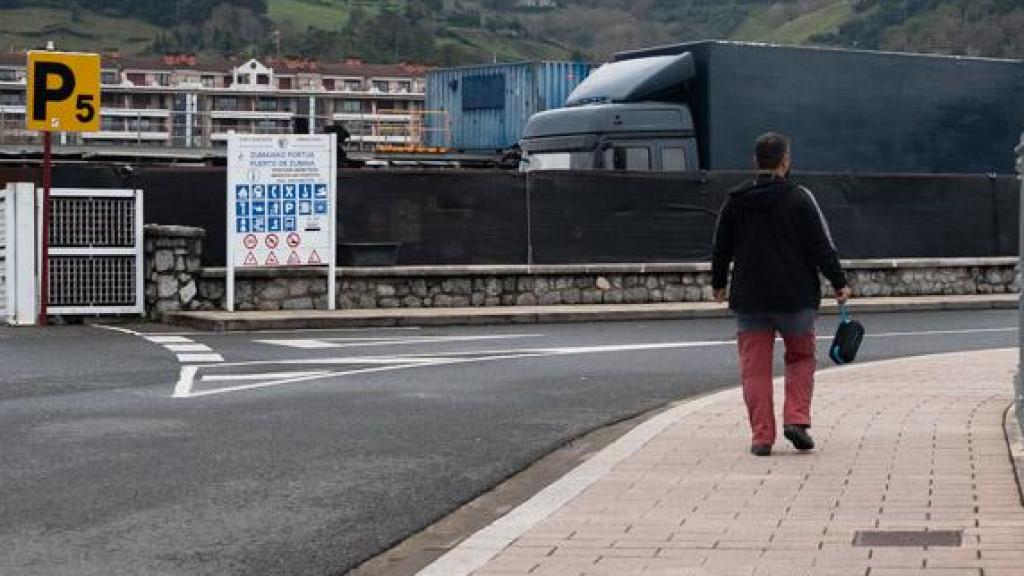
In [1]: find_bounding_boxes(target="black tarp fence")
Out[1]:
[0,165,1017,266]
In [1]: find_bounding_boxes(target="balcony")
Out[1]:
[82,131,170,142]
[210,110,295,120]
[102,108,172,118]
[332,112,412,123]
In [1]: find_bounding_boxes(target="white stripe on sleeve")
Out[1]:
[800,186,837,250]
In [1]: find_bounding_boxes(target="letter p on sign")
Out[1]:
[26,51,101,132]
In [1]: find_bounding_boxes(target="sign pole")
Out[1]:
[38,130,51,325]
[328,133,337,311]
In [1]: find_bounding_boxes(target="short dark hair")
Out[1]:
[755,132,790,170]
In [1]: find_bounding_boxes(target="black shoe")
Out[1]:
[784,424,815,451]
[750,444,772,457]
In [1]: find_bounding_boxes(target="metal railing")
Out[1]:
[0,108,452,153]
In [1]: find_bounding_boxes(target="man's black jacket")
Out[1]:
[711,176,847,314]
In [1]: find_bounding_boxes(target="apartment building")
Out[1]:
[0,52,428,153]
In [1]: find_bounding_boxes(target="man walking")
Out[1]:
[711,133,850,456]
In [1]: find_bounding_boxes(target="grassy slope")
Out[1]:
[733,1,855,44]
[0,7,161,55]
[266,0,405,30]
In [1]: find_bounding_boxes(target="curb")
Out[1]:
[163,295,1019,332]
[1005,404,1024,507]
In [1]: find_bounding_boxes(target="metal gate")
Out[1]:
[47,188,144,315]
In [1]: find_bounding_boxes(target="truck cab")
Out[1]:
[521,52,698,172]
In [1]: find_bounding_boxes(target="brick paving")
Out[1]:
[471,349,1023,576]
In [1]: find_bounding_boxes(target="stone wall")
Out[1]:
[143,225,205,318]
[186,259,1018,312]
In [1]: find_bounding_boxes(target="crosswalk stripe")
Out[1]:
[145,335,194,344]
[165,343,213,353]
[177,353,225,363]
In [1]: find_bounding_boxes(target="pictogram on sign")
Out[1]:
[265,252,279,266]
[244,251,258,266]
[243,234,258,249]
[265,234,279,249]
[307,250,322,265]
[288,251,302,265]
[287,232,301,248]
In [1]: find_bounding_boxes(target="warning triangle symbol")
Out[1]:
[265,252,279,266]
[244,251,258,266]
[307,250,322,265]
[288,250,302,265]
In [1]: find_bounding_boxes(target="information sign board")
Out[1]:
[226,134,337,311]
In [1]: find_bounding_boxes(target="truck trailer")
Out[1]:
[520,41,1024,174]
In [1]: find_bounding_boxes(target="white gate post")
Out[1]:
[11,182,38,325]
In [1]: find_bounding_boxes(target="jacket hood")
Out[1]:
[729,176,793,212]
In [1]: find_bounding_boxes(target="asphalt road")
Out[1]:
[0,309,1018,575]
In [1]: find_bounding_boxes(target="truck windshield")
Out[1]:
[522,152,594,171]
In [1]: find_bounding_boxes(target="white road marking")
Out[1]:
[145,335,194,344]
[255,334,543,349]
[176,353,225,363]
[165,343,213,353]
[255,339,340,349]
[202,371,329,382]
[174,366,199,398]
[413,348,1018,576]
[171,326,1018,399]
[91,324,141,336]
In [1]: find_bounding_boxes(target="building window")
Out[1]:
[101,71,119,85]
[126,73,145,85]
[201,75,216,88]
[323,78,336,91]
[0,68,19,82]
[238,74,251,85]
[256,119,279,133]
[344,80,362,91]
[257,98,279,112]
[128,117,153,132]
[340,100,362,113]
[371,80,388,93]
[223,75,233,87]
[257,74,270,85]
[398,81,411,93]
[154,74,170,87]
[279,77,292,90]
[214,96,239,111]
[0,91,25,106]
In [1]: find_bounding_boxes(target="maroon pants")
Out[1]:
[738,330,816,446]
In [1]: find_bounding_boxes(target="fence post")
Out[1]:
[1017,132,1024,432]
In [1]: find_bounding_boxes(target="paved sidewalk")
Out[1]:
[164,294,1018,331]
[425,349,1023,576]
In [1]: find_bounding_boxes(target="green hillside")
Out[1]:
[0,0,1021,64]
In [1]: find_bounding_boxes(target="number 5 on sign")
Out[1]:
[26,51,101,132]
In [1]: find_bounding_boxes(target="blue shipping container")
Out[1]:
[425,61,594,152]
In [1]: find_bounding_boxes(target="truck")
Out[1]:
[520,41,1024,174]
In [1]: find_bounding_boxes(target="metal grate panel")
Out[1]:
[47,189,144,316]
[50,196,136,248]
[48,256,138,307]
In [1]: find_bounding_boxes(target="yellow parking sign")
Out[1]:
[26,51,101,132]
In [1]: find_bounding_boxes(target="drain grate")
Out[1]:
[853,530,963,548]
